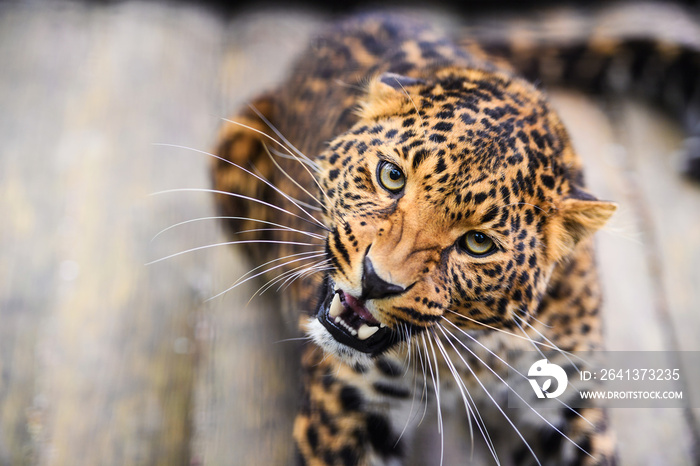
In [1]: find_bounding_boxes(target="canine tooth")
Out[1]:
[357,324,379,340]
[380,323,386,328]
[329,293,343,318]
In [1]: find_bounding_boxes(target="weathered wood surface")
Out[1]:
[1,1,699,465]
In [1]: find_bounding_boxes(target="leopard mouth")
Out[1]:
[317,287,399,355]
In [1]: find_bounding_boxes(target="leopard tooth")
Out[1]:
[357,324,379,340]
[329,293,343,318]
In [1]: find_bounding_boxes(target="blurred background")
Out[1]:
[1,0,699,464]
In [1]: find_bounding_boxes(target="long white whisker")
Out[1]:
[273,336,314,344]
[244,105,319,169]
[441,319,526,381]
[146,239,319,266]
[512,316,547,361]
[415,337,430,426]
[449,317,594,445]
[223,115,333,209]
[432,327,499,465]
[269,146,320,172]
[291,198,323,212]
[263,143,325,208]
[281,262,334,290]
[254,259,333,301]
[227,250,323,288]
[150,215,324,242]
[254,260,327,299]
[247,108,332,206]
[441,319,594,460]
[396,338,420,446]
[444,309,572,353]
[256,264,312,297]
[402,323,412,373]
[296,265,335,285]
[442,318,592,427]
[431,330,477,457]
[278,262,334,292]
[152,188,329,232]
[439,323,541,466]
[207,252,326,302]
[235,227,324,240]
[153,143,329,231]
[422,333,444,466]
[514,314,583,372]
[511,316,589,402]
[252,161,322,210]
[515,307,552,329]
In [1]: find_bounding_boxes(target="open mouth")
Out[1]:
[317,288,398,355]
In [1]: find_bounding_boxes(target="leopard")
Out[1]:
[211,5,700,465]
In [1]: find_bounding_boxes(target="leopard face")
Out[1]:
[306,68,615,365]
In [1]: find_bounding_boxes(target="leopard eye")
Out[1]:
[377,161,406,193]
[459,231,496,256]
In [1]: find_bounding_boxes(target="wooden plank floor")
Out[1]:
[1,2,698,464]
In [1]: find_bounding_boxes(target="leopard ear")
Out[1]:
[358,72,425,120]
[549,190,617,259]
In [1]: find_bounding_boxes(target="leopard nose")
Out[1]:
[361,255,406,300]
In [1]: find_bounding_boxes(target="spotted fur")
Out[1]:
[211,8,698,465]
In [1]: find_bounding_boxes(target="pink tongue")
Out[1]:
[344,293,380,325]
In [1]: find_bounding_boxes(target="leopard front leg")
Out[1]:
[557,407,616,466]
[294,345,419,466]
[501,405,616,466]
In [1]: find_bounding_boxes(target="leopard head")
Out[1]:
[307,69,616,364]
